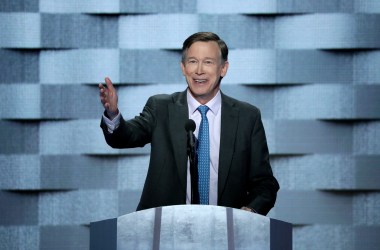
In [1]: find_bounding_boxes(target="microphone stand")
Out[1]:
[186,120,199,204]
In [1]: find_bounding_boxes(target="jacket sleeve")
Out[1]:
[100,96,157,149]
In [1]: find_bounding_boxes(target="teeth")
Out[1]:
[195,79,206,83]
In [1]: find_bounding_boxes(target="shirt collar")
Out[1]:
[186,88,222,116]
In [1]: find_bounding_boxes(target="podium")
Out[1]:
[90,205,292,250]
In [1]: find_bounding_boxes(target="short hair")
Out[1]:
[182,32,228,63]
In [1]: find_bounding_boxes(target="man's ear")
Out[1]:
[180,62,186,76]
[221,61,229,77]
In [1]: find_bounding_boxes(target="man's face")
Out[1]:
[181,41,229,104]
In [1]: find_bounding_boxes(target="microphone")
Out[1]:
[185,119,199,204]
[185,119,196,149]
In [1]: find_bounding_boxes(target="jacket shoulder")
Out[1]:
[222,92,261,114]
[149,91,183,101]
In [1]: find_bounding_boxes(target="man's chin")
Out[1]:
[188,88,206,98]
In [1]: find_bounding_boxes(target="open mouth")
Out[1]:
[194,79,207,83]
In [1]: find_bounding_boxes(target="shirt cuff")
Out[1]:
[102,112,121,134]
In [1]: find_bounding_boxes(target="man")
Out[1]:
[99,32,279,215]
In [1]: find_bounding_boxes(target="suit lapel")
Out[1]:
[218,93,239,201]
[168,90,189,191]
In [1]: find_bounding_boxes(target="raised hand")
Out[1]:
[99,77,119,119]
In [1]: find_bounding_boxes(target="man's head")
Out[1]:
[181,32,229,104]
[182,32,228,63]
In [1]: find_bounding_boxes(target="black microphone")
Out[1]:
[185,119,196,149]
[185,119,199,204]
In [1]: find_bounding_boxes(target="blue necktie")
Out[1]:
[197,105,210,205]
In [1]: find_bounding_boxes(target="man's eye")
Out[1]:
[205,60,214,65]
[188,60,197,64]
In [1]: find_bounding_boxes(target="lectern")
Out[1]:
[90,205,291,249]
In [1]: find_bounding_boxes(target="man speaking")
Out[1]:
[99,32,279,215]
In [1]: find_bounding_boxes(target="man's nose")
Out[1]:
[196,62,204,74]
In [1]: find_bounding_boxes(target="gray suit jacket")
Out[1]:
[101,90,279,215]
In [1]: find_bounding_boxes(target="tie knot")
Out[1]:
[197,105,209,116]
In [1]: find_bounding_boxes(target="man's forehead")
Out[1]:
[186,41,221,56]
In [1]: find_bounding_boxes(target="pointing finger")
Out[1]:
[105,77,115,91]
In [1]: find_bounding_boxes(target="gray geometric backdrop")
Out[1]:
[1,0,380,249]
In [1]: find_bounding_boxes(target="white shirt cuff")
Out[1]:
[102,112,121,133]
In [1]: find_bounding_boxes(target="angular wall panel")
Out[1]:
[38,190,118,225]
[0,121,39,154]
[41,14,118,48]
[354,0,380,13]
[224,50,277,84]
[0,191,39,225]
[117,156,149,190]
[225,49,353,84]
[353,192,380,225]
[119,14,198,49]
[0,13,40,48]
[40,84,102,119]
[274,85,380,119]
[199,15,275,49]
[353,122,380,155]
[39,0,120,14]
[273,190,353,224]
[38,120,150,155]
[118,190,143,214]
[276,0,354,13]
[198,0,354,14]
[0,84,103,119]
[198,0,278,14]
[354,156,380,190]
[0,0,39,12]
[39,49,119,84]
[275,14,380,49]
[0,50,39,83]
[0,226,39,250]
[40,155,119,190]
[272,155,355,190]
[293,225,353,250]
[120,0,196,13]
[40,225,89,250]
[354,51,380,84]
[1,84,41,119]
[354,85,380,117]
[272,155,380,190]
[293,225,380,250]
[119,50,183,84]
[265,120,353,154]
[40,0,197,14]
[0,155,120,190]
[38,120,113,155]
[354,226,380,250]
[0,155,40,189]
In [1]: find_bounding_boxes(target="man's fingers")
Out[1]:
[105,77,115,91]
[99,83,109,106]
[99,77,118,113]
[99,83,107,94]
